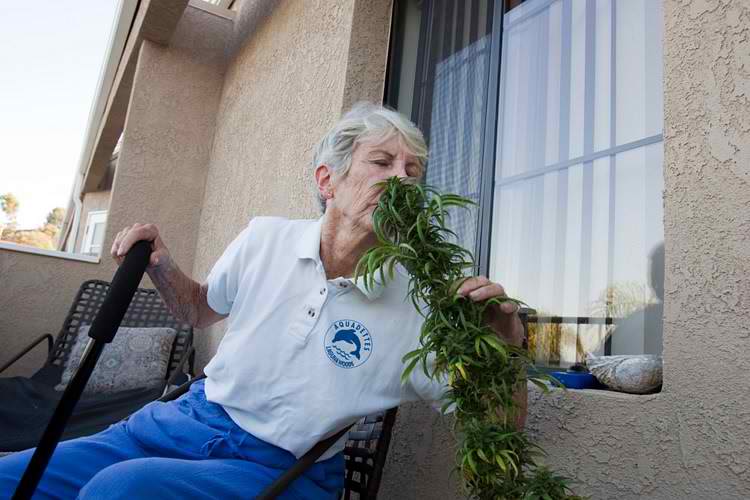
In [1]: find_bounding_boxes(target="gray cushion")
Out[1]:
[55,325,177,396]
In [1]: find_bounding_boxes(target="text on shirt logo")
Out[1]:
[323,319,373,369]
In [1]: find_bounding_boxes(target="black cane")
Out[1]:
[13,240,152,500]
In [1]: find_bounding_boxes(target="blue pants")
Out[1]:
[0,380,343,499]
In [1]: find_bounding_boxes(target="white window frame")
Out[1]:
[81,210,108,256]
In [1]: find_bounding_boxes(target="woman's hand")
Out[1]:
[110,223,225,328]
[111,223,171,269]
[457,276,525,348]
[458,276,528,430]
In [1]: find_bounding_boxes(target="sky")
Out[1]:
[0,1,120,229]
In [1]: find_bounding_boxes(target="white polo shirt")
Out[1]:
[203,216,448,460]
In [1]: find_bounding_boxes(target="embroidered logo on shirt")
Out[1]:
[323,319,372,369]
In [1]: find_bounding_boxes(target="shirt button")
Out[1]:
[320,288,326,295]
[308,308,316,317]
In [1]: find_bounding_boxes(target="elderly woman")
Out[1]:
[0,103,525,499]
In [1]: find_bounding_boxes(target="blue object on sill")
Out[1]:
[550,371,604,390]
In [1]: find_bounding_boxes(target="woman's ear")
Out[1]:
[315,164,334,200]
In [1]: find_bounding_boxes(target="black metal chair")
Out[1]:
[159,377,398,499]
[340,408,398,499]
[0,279,194,452]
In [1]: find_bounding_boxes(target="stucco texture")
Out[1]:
[0,252,113,377]
[108,7,231,286]
[190,0,393,367]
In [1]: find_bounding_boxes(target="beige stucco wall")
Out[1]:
[341,0,393,111]
[190,0,392,367]
[0,253,113,377]
[108,6,231,286]
[382,1,750,499]
[0,6,231,378]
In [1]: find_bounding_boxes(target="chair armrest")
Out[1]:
[256,422,355,500]
[160,373,206,402]
[0,334,54,375]
[166,346,196,387]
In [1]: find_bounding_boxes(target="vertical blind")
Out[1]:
[407,0,496,259]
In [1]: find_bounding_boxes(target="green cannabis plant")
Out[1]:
[355,177,581,500]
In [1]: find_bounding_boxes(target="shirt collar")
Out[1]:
[352,274,385,301]
[294,216,385,301]
[294,216,324,262]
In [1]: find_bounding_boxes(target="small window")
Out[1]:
[82,211,107,256]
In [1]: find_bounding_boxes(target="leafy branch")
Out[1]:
[355,177,581,499]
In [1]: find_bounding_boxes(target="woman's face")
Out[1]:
[328,134,422,231]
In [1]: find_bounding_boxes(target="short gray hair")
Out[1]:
[312,102,428,212]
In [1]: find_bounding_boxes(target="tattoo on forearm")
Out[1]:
[148,258,202,326]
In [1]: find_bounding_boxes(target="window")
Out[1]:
[490,0,664,366]
[82,210,108,256]
[386,0,664,369]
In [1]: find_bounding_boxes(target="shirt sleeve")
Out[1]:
[407,352,455,413]
[205,220,256,315]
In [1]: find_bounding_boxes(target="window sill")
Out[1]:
[0,242,101,264]
[529,381,662,401]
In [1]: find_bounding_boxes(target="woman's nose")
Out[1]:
[393,161,408,178]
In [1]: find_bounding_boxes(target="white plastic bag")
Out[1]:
[586,354,662,394]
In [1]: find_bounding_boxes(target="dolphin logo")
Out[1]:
[324,320,372,369]
[332,329,362,359]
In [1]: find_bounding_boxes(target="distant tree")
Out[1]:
[41,207,66,242]
[0,193,20,235]
[2,229,55,250]
[46,207,65,228]
[0,197,65,250]
[590,281,652,319]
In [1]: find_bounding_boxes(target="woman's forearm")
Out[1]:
[493,314,528,430]
[147,257,223,328]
